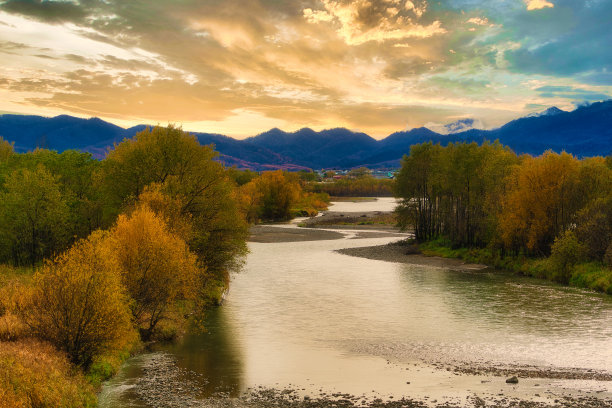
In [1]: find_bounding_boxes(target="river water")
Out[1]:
[99,198,612,407]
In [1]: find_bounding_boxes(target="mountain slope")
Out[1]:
[0,100,610,169]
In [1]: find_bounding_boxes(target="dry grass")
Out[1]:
[0,339,96,408]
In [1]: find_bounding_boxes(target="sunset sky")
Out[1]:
[0,0,611,138]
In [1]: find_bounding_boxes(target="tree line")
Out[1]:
[395,141,612,287]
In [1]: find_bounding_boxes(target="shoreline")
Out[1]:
[125,351,612,408]
[336,241,488,271]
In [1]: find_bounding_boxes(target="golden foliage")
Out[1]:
[0,339,96,408]
[135,185,193,242]
[499,152,581,254]
[19,231,136,367]
[109,206,200,339]
[239,170,301,222]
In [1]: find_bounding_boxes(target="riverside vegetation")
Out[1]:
[395,142,612,294]
[0,127,328,407]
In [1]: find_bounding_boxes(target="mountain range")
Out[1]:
[1,100,611,170]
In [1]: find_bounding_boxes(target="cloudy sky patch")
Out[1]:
[0,0,610,138]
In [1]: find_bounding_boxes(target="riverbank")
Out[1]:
[336,241,487,271]
[418,240,612,295]
[126,351,612,408]
[338,238,612,295]
[299,210,398,231]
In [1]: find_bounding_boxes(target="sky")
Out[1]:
[0,0,611,139]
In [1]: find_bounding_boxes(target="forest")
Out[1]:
[0,126,327,407]
[395,141,612,293]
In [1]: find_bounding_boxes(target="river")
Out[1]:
[99,198,612,407]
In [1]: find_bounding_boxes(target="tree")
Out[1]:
[0,137,13,162]
[499,152,580,255]
[20,231,135,367]
[99,125,248,288]
[395,143,442,241]
[227,167,258,186]
[548,230,587,283]
[0,166,70,266]
[247,171,301,221]
[348,167,370,179]
[109,206,200,339]
[574,195,612,262]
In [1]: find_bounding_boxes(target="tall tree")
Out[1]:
[99,125,248,289]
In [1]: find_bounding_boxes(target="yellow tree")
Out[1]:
[20,231,135,367]
[250,171,301,221]
[109,206,200,339]
[499,151,580,255]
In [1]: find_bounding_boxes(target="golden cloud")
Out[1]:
[303,0,446,45]
[525,0,554,11]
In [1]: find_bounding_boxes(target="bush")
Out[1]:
[19,231,136,367]
[0,339,96,408]
[548,230,587,283]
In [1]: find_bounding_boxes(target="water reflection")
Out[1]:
[158,307,244,397]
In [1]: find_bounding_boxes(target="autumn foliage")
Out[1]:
[0,126,251,405]
[396,143,612,290]
[237,170,328,223]
[109,207,200,339]
[19,231,135,367]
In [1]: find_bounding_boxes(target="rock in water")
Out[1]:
[506,376,519,384]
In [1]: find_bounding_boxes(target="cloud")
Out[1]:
[0,0,87,23]
[302,0,446,45]
[467,17,490,26]
[535,85,609,102]
[0,0,610,137]
[525,0,554,11]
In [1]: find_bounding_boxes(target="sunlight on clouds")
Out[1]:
[525,0,554,10]
[303,0,446,45]
[467,17,490,26]
[0,0,610,137]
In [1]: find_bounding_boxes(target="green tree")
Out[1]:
[394,143,442,241]
[574,195,612,262]
[548,230,587,283]
[99,125,248,294]
[0,137,13,162]
[0,166,69,266]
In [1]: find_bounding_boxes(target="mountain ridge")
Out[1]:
[1,100,611,169]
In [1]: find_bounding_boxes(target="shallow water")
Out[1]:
[99,199,612,407]
[327,197,398,212]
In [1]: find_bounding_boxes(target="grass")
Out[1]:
[0,339,97,408]
[419,239,612,294]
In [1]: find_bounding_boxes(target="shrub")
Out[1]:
[548,230,587,283]
[19,231,136,368]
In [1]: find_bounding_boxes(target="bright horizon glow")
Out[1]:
[0,1,611,139]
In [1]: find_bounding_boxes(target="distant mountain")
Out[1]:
[526,106,565,118]
[246,127,378,168]
[0,114,127,157]
[0,100,610,169]
[426,118,484,135]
